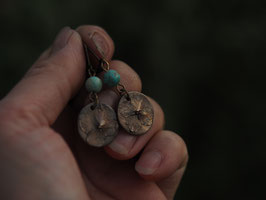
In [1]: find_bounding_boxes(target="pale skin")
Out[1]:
[0,25,188,200]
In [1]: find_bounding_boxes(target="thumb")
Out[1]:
[1,27,85,128]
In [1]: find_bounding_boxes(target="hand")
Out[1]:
[0,25,188,200]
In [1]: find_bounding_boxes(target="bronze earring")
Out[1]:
[98,54,154,136]
[78,41,154,147]
[77,43,119,147]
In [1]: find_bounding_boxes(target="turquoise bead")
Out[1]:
[85,76,102,93]
[103,70,120,87]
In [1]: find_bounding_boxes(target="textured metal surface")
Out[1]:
[118,91,154,135]
[78,103,119,147]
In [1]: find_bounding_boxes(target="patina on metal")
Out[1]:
[78,103,119,147]
[117,91,154,135]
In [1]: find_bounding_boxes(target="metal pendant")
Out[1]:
[117,91,154,135]
[78,103,119,147]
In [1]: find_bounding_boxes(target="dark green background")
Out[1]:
[1,0,266,199]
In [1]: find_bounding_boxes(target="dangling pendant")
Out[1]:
[78,41,154,147]
[77,43,119,147]
[117,91,154,135]
[78,102,119,147]
[101,58,154,136]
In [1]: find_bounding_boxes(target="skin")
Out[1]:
[0,25,188,200]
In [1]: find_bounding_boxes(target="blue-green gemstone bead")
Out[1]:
[85,76,102,93]
[103,70,120,87]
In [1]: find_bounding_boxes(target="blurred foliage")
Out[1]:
[1,0,266,199]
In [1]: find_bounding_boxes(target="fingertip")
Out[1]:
[135,130,188,181]
[76,25,115,60]
[51,27,73,54]
[47,29,85,96]
[48,28,84,65]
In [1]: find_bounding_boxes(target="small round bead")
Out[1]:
[103,69,121,87]
[85,76,102,93]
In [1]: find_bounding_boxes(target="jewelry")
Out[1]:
[98,59,154,135]
[78,41,154,147]
[117,90,154,135]
[77,44,119,147]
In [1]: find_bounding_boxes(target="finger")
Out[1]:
[135,130,188,199]
[135,130,188,180]
[1,26,113,129]
[105,97,165,160]
[76,25,115,61]
[157,166,186,200]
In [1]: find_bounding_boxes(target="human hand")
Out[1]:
[0,25,188,200]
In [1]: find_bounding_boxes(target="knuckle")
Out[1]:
[0,100,48,131]
[27,60,55,77]
[28,61,72,101]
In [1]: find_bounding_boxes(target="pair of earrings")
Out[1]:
[77,43,154,147]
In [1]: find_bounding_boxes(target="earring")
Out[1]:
[117,89,154,135]
[78,41,154,147]
[77,43,119,147]
[99,57,154,136]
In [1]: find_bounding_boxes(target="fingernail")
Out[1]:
[135,150,162,175]
[51,27,74,54]
[108,132,136,155]
[89,32,109,57]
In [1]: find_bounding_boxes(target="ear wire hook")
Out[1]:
[83,42,96,77]
[83,37,109,74]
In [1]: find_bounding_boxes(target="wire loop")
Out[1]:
[100,59,110,72]
[116,83,131,101]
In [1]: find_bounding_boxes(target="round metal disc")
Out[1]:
[78,103,119,147]
[117,91,154,135]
